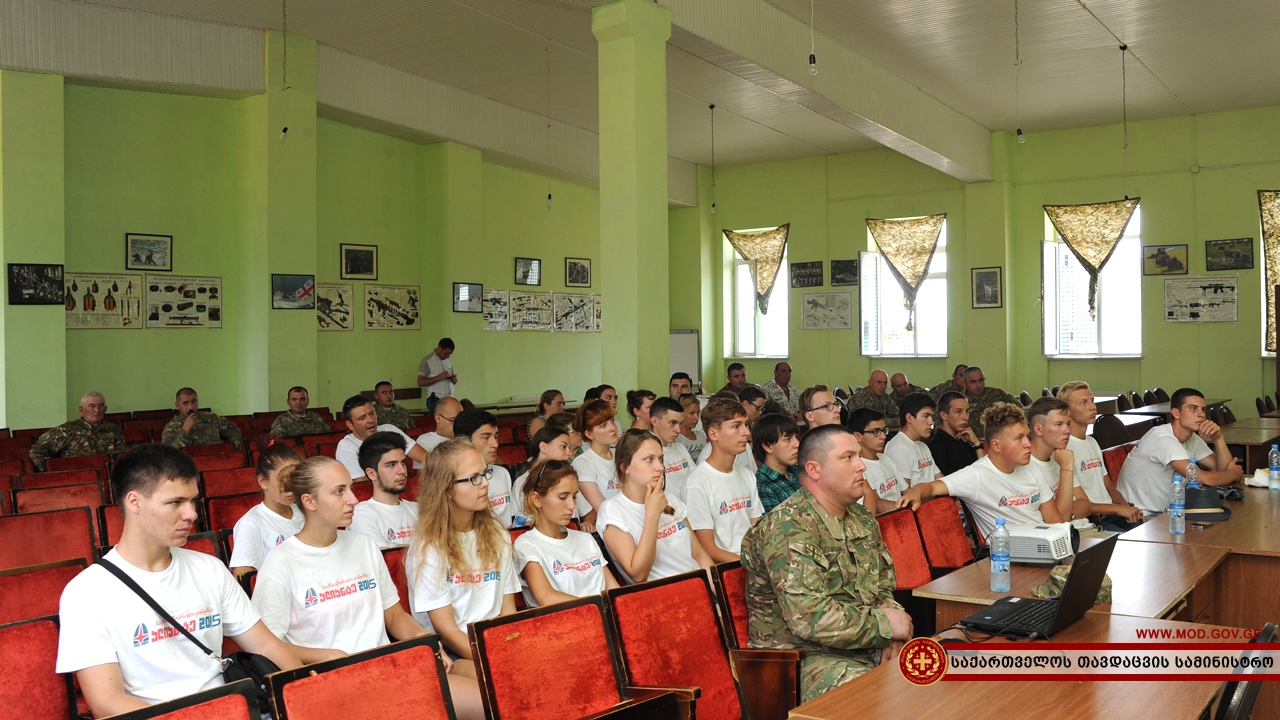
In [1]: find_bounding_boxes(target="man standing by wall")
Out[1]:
[417,338,457,413]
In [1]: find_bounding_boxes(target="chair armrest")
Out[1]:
[728,648,804,720]
[623,686,700,720]
[581,689,681,720]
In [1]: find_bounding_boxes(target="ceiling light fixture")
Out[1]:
[808,0,817,76]
[546,44,553,211]
[279,0,291,141]
[709,103,717,214]
[1014,0,1023,143]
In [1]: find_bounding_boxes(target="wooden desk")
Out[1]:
[1219,427,1280,472]
[789,614,1234,720]
[1223,417,1280,430]
[913,540,1228,628]
[1094,395,1119,414]
[1262,408,1280,419]
[1123,397,1231,417]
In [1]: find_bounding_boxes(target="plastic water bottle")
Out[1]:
[1169,474,1186,535]
[989,518,1011,593]
[1269,445,1280,491]
[1184,459,1200,490]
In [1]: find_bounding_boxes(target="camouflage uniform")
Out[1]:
[28,418,127,471]
[761,381,800,416]
[846,388,901,429]
[740,487,902,702]
[965,386,1019,437]
[892,384,929,403]
[269,411,330,438]
[161,412,243,451]
[929,380,965,400]
[374,403,414,432]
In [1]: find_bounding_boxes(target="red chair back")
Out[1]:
[351,480,373,502]
[315,442,339,459]
[0,436,33,448]
[183,531,223,562]
[0,474,12,515]
[45,454,110,474]
[0,507,96,570]
[184,443,236,457]
[132,409,174,420]
[10,428,47,440]
[15,483,106,544]
[108,679,259,720]
[205,492,261,536]
[1102,443,1135,484]
[413,415,436,431]
[18,468,103,490]
[710,561,749,649]
[874,508,932,589]
[914,497,976,571]
[0,449,33,474]
[122,428,151,444]
[253,410,285,421]
[401,474,420,502]
[0,559,86,625]
[0,459,23,475]
[122,419,167,435]
[192,453,248,472]
[202,467,260,497]
[250,417,276,434]
[2,616,73,720]
[301,432,345,456]
[496,445,527,467]
[381,547,411,613]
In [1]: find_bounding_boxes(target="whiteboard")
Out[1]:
[669,330,701,386]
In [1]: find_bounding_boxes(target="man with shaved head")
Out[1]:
[848,369,902,429]
[889,373,927,402]
[929,364,968,400]
[961,366,1018,437]
[29,392,127,470]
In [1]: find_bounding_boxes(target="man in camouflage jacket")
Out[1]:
[270,386,330,437]
[373,382,414,431]
[29,392,127,470]
[847,369,901,429]
[740,424,913,702]
[161,387,243,451]
[962,366,1018,437]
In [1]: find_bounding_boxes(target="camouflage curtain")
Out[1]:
[1044,198,1140,319]
[1260,191,1280,352]
[724,224,789,315]
[866,214,945,330]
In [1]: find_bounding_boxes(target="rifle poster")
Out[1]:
[316,283,353,331]
[365,284,421,330]
[1164,275,1238,323]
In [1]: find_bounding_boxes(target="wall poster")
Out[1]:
[483,289,510,332]
[66,272,144,329]
[145,274,221,328]
[365,284,421,330]
[510,291,553,331]
[553,293,595,332]
[1164,275,1238,323]
[316,283,353,331]
[801,292,853,330]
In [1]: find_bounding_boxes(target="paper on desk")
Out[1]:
[1246,469,1270,487]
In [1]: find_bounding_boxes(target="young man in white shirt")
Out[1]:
[417,337,457,411]
[648,397,695,502]
[1117,387,1243,517]
[1025,397,1092,521]
[454,408,516,528]
[847,408,908,513]
[349,431,419,548]
[685,398,763,562]
[899,402,1075,539]
[1057,381,1145,531]
[883,393,942,488]
[336,395,426,480]
[799,385,842,428]
[416,396,461,453]
[56,444,302,717]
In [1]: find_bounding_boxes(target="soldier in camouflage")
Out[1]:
[928,363,968,400]
[29,392,127,471]
[740,424,913,702]
[890,372,929,402]
[373,381,414,431]
[962,366,1018,437]
[161,387,243,451]
[269,386,330,437]
[846,370,901,429]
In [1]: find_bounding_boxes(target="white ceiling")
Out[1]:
[72,0,1280,168]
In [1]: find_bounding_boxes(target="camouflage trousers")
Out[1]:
[801,649,882,702]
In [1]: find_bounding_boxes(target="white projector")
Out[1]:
[1006,523,1077,566]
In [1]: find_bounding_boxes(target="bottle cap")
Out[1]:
[995,517,1005,526]
[1173,474,1182,482]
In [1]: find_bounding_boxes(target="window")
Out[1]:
[860,220,947,356]
[730,230,788,357]
[1042,205,1142,357]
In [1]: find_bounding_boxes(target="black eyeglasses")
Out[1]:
[750,402,766,412]
[813,402,838,413]
[454,467,494,486]
[439,414,458,423]
[858,428,888,437]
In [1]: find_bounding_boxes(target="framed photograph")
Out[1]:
[8,263,65,305]
[453,282,483,313]
[830,259,859,286]
[340,244,378,280]
[515,257,542,286]
[1205,238,1254,271]
[971,267,1003,309]
[790,261,824,288]
[565,257,592,288]
[126,233,173,272]
[271,274,316,310]
[1143,244,1188,275]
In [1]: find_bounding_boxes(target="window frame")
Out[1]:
[859,220,948,358]
[727,229,789,359]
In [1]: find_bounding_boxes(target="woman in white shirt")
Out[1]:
[571,399,621,532]
[510,427,576,528]
[625,389,656,432]
[528,389,565,437]
[229,439,303,577]
[598,384,624,442]
[598,429,712,583]
[406,437,519,663]
[676,393,707,460]
[515,460,619,606]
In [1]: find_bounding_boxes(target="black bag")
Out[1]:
[97,558,278,708]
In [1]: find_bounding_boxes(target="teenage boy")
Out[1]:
[899,403,1074,539]
[454,408,516,528]
[350,431,419,548]
[648,397,695,502]
[753,413,801,513]
[847,408,908,513]
[1057,382,1145,530]
[685,398,764,561]
[697,397,758,473]
[336,395,426,480]
[799,385,842,427]
[1025,397,1092,521]
[928,391,986,475]
[56,444,302,717]
[883,393,941,488]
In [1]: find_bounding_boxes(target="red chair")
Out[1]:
[315,443,339,459]
[0,459,23,475]
[122,419,167,436]
[45,454,110,474]
[132,409,174,420]
[496,445,527,467]
[0,449,35,474]
[249,417,274,435]
[874,508,932,590]
[402,475,420,502]
[18,468,103,489]
[710,561,748,649]
[0,558,86,625]
[15,483,106,544]
[0,507,96,570]
[10,428,47,440]
[0,436,33,448]
[202,467,260,497]
[2,616,74,720]
[1103,443,1135,484]
[191,453,248,472]
[381,547,411,613]
[413,415,436,431]
[252,410,284,421]
[352,480,373,502]
[269,637,455,720]
[103,412,132,423]
[184,443,237,457]
[108,678,259,720]
[324,420,348,432]
[0,474,12,515]
[182,531,224,562]
[204,492,261,537]
[122,428,151,445]
[914,497,976,573]
[405,426,429,439]
[301,432,345,456]
[310,407,331,420]
[496,427,517,445]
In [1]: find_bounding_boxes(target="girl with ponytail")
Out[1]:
[229,436,302,577]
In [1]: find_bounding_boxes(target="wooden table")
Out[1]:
[1122,397,1231,417]
[1222,417,1280,430]
[1219,426,1280,472]
[789,614,1234,720]
[913,539,1228,628]
[1262,408,1280,419]
[1094,395,1119,414]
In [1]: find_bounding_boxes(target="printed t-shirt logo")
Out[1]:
[552,560,566,575]
[387,528,397,543]
[386,526,413,542]
[133,623,150,647]
[552,557,601,575]
[490,494,511,509]
[274,535,286,546]
[1080,458,1103,472]
[719,496,751,514]
[917,459,932,470]
[997,492,1040,508]
[665,460,689,475]
[304,588,319,608]
[303,577,379,608]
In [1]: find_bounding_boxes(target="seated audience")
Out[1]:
[571,399,620,531]
[668,372,693,399]
[761,362,800,417]
[739,385,768,426]
[30,391,126,471]
[57,444,301,716]
[961,366,1018,437]
[528,389,565,436]
[1117,387,1243,517]
[336,395,426,480]
[928,391,985,475]
[675,393,707,459]
[848,370,900,429]
[686,398,763,562]
[269,386,330,437]
[1057,382,1144,530]
[515,460,619,607]
[696,398,758,473]
[510,426,576,528]
[884,393,942,487]
[800,384,842,428]
[598,429,712,582]
[453,409,516,529]
[583,386,603,403]
[373,381,414,431]
[161,387,243,450]
[890,372,928,402]
[625,389,657,431]
[648,397,695,502]
[1025,397,1091,521]
[719,362,751,395]
[545,411,583,456]
[741,424,912,703]
[597,384,623,439]
[929,364,968,400]
[753,413,801,513]
[349,431,419,548]
[229,439,304,577]
[416,396,462,453]
[847,409,908,513]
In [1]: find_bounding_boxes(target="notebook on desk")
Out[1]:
[958,534,1118,638]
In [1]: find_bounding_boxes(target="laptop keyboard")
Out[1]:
[1000,599,1058,629]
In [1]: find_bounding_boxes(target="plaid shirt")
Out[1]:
[756,462,801,513]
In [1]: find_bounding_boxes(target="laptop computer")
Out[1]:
[958,533,1118,638]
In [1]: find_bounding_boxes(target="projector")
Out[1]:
[1006,523,1079,567]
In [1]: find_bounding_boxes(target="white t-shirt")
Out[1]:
[597,494,699,581]
[941,456,1057,539]
[676,429,707,461]
[884,432,939,487]
[684,461,763,554]
[1117,425,1213,514]
[415,432,448,453]
[513,528,609,607]
[573,447,618,517]
[337,425,415,479]
[252,533,400,655]
[1027,454,1082,501]
[663,442,695,503]
[419,352,455,398]
[228,502,304,569]
[406,530,519,632]
[1068,434,1112,506]
[861,454,906,502]
[349,498,420,549]
[56,548,259,705]
[696,443,758,473]
[487,464,515,529]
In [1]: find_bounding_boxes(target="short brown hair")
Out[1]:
[798,384,831,416]
[700,397,747,433]
[1026,397,1069,434]
[983,402,1029,443]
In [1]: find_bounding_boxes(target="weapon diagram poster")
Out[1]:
[553,293,595,332]
[66,272,144,329]
[145,275,222,328]
[510,291,553,331]
[483,288,510,332]
[316,283,353,331]
[594,294,602,333]
[1164,275,1238,323]
[365,284,421,330]
[802,292,854,330]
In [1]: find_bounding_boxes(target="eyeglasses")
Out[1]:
[813,402,838,413]
[438,414,458,424]
[454,467,494,486]
[750,402,766,412]
[858,428,888,437]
